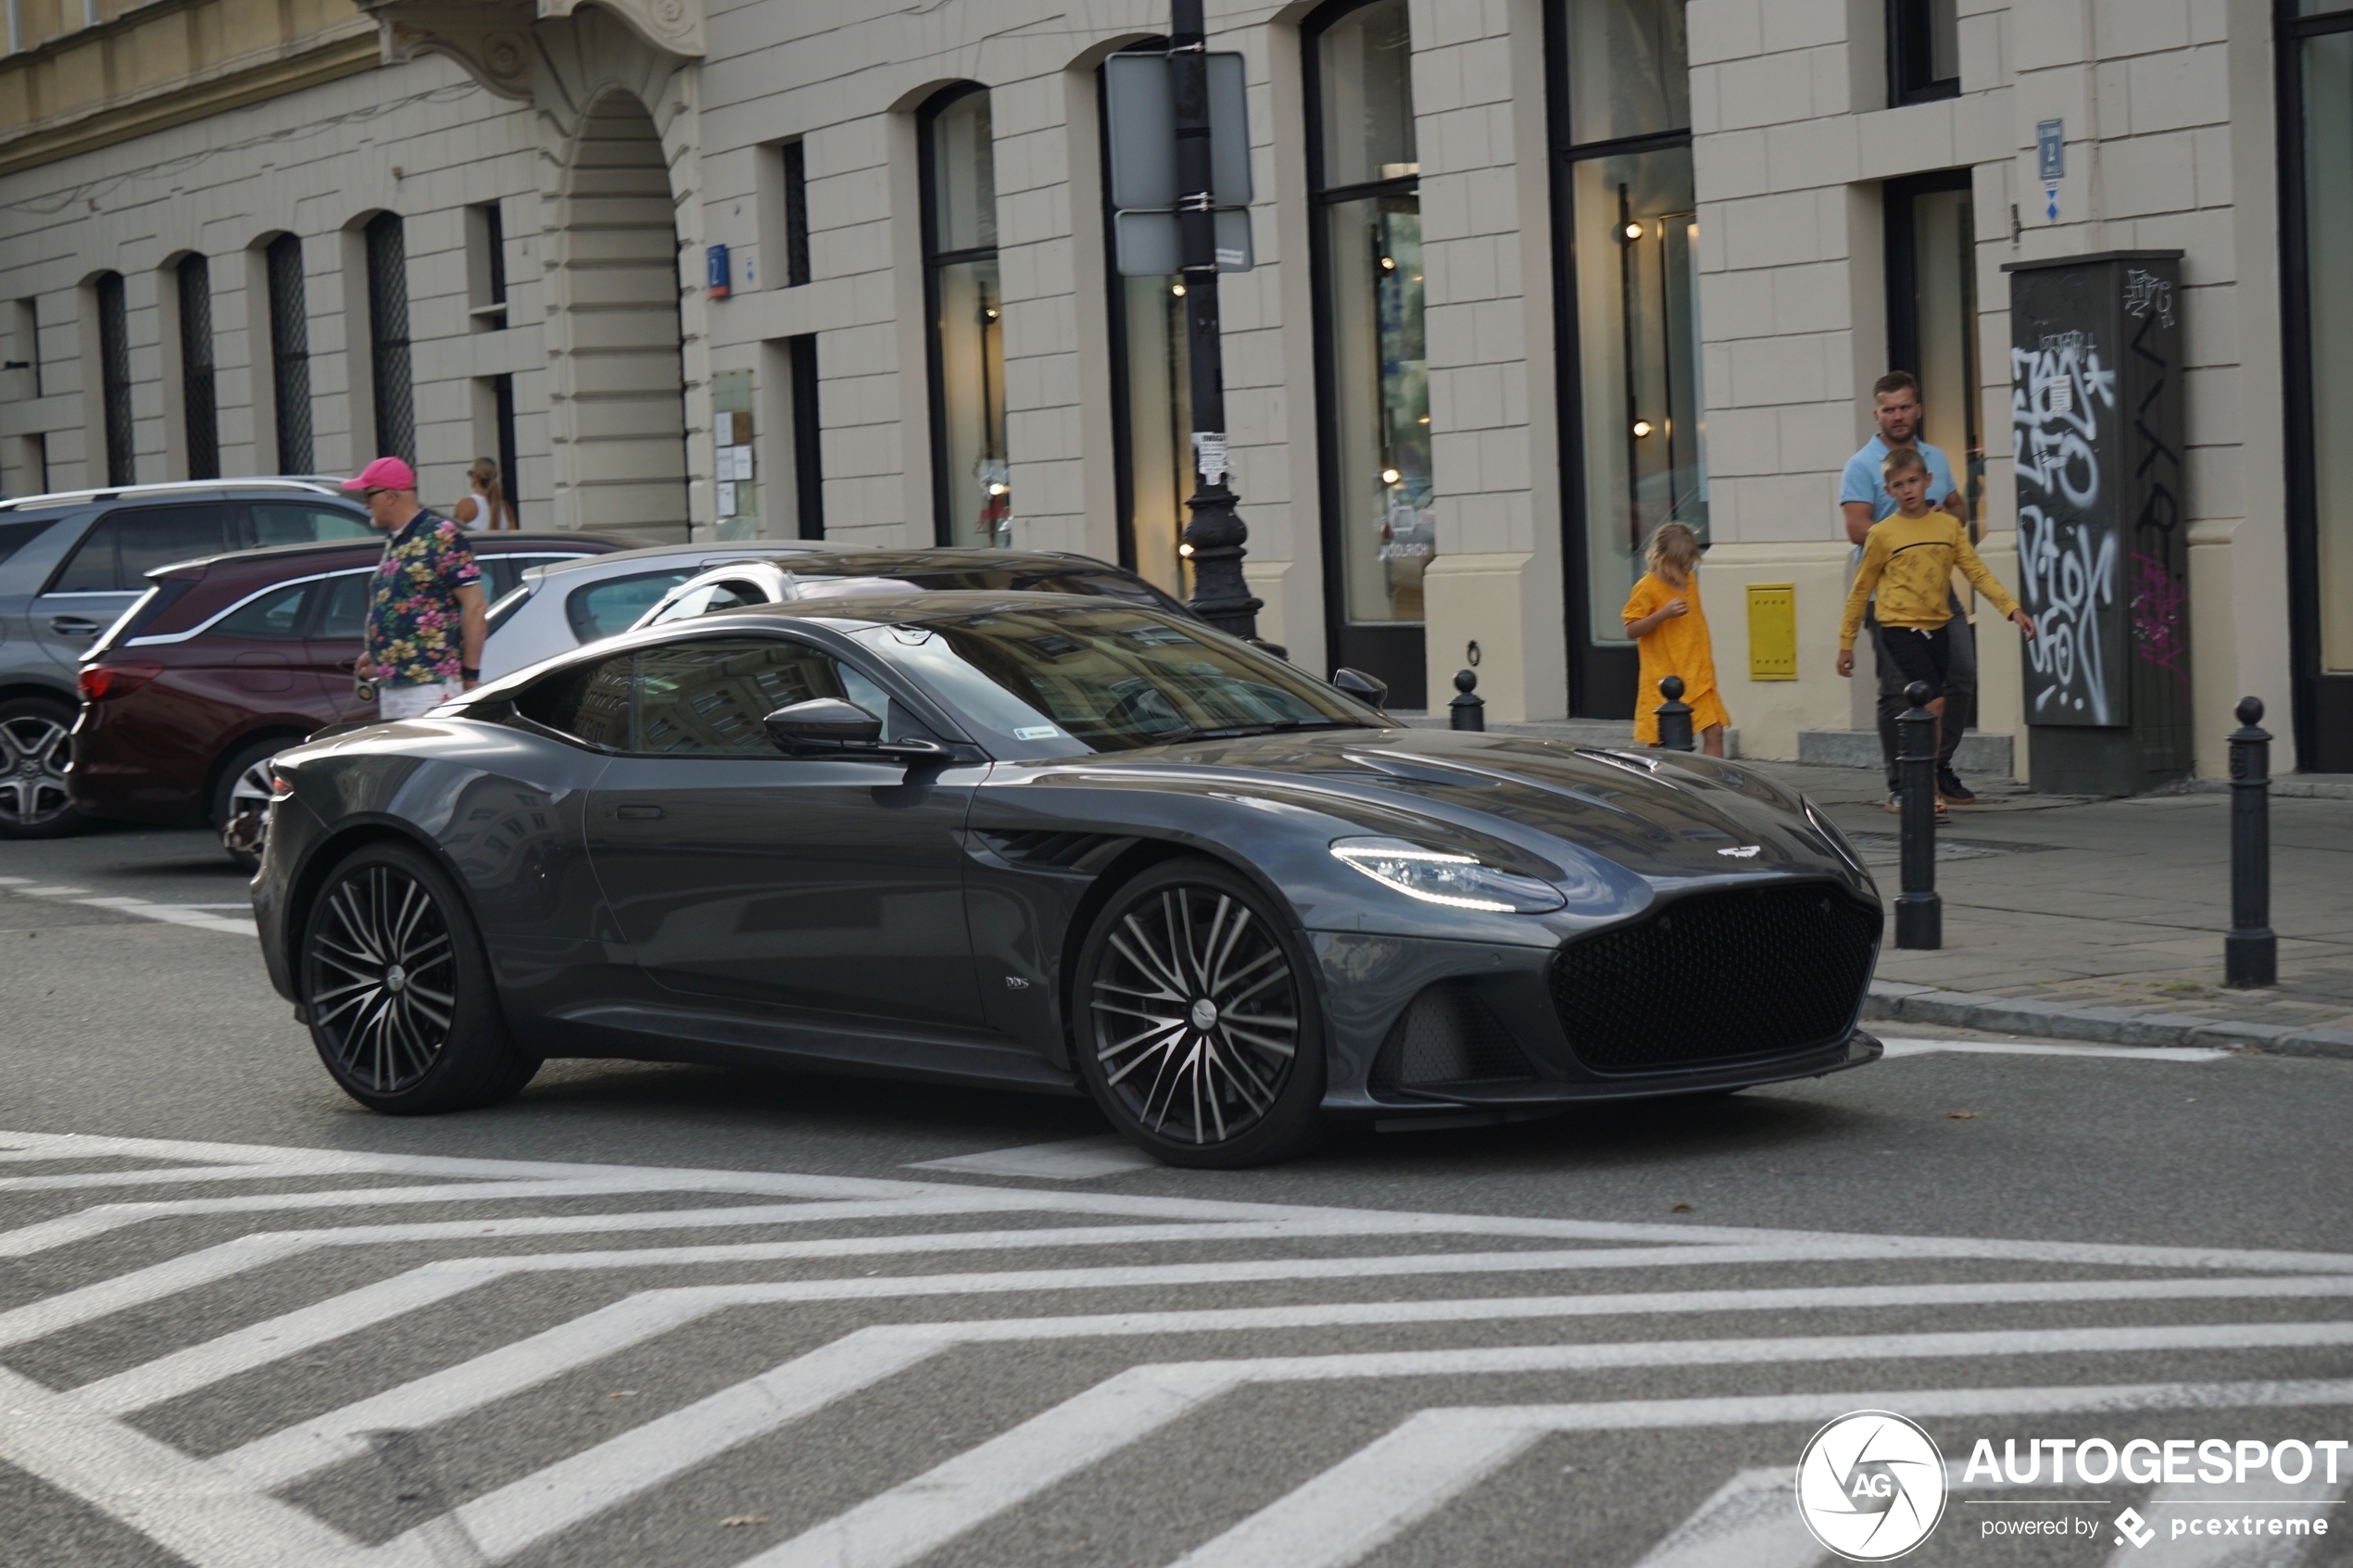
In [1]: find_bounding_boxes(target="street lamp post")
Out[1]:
[1170,0,1261,640]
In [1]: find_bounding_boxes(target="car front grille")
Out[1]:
[1548,882,1878,1073]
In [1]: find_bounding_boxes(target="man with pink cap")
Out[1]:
[345,457,486,720]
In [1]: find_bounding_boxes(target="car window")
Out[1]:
[211,581,314,641]
[50,504,238,593]
[251,502,373,546]
[634,637,851,754]
[707,579,766,610]
[851,603,1372,757]
[566,570,692,643]
[0,517,62,570]
[518,652,635,749]
[477,553,580,606]
[311,573,372,640]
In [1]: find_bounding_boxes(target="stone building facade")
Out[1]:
[0,0,2340,775]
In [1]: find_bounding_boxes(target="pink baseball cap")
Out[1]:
[342,456,417,493]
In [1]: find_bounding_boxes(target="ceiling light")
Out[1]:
[1631,420,1653,438]
[1623,221,1643,241]
[1380,468,1402,484]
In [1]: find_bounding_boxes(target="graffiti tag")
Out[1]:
[2012,332,2121,722]
[2123,268,2176,330]
[2129,548,2188,688]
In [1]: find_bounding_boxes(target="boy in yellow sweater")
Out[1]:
[1837,447,2036,795]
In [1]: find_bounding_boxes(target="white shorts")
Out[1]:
[378,681,465,720]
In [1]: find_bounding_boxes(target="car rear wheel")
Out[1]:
[213,737,292,872]
[1074,859,1325,1168]
[0,697,87,839]
[300,840,539,1114]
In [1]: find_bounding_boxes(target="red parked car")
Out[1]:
[69,532,630,864]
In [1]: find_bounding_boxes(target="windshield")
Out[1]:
[793,566,1182,614]
[852,603,1380,758]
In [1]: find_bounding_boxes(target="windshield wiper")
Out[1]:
[1178,719,1377,740]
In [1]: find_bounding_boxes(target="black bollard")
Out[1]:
[1894,680,1941,949]
[1655,676,1694,752]
[2225,696,2275,987]
[1449,669,1486,732]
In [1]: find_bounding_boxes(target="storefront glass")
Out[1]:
[925,87,1010,547]
[2305,31,2353,671]
[1114,274,1194,596]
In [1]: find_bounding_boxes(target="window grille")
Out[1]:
[266,234,312,474]
[176,256,218,481]
[365,212,415,463]
[94,272,133,486]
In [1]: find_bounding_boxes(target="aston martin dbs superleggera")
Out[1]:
[253,592,1884,1166]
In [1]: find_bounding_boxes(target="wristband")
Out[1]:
[460,666,481,681]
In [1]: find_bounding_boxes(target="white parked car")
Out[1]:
[478,543,826,681]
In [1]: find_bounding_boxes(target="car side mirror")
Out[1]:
[1331,667,1389,707]
[763,697,881,752]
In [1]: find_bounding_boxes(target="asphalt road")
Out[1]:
[2,824,2350,1568]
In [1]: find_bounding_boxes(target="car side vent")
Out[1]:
[1370,983,1534,1093]
[973,830,1128,872]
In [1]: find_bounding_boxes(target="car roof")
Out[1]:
[679,588,1167,633]
[0,476,359,515]
[524,542,1142,583]
[148,532,629,581]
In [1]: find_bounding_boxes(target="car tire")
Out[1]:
[299,839,540,1115]
[212,736,292,872]
[1072,858,1326,1168]
[0,696,88,839]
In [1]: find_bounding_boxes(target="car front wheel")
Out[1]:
[1074,859,1325,1168]
[300,840,539,1114]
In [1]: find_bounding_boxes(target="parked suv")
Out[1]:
[0,479,384,837]
[69,530,627,864]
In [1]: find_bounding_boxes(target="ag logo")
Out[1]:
[1794,1410,1947,1561]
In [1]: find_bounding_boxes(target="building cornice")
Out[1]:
[0,21,378,181]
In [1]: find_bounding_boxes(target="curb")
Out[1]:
[1863,981,2353,1060]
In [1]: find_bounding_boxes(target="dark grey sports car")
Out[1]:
[253,592,1884,1166]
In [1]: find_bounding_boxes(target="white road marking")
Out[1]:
[1627,1467,1825,1568]
[17,884,89,895]
[8,1132,2353,1568]
[217,1273,2353,1492]
[906,1134,1161,1179]
[1881,1036,2236,1062]
[71,895,257,935]
[1171,1380,2353,1568]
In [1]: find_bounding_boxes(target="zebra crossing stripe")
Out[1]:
[744,1332,2353,1568]
[1169,1379,2353,1568]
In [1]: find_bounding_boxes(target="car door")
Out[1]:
[32,502,240,670]
[301,569,378,723]
[575,633,988,1029]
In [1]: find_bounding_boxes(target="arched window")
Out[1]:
[1101,40,1192,597]
[920,84,1008,547]
[265,234,312,474]
[1552,0,1702,716]
[364,212,415,463]
[175,255,219,481]
[91,271,133,485]
[1307,0,1428,704]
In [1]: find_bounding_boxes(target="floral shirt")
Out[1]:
[364,510,481,687]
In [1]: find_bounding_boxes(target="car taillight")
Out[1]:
[78,661,164,702]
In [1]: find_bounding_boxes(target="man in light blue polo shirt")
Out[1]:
[1841,370,1978,807]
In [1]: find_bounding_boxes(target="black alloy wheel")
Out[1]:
[1075,859,1325,1167]
[0,697,86,839]
[300,841,539,1113]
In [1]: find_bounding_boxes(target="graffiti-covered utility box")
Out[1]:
[2001,250,2190,796]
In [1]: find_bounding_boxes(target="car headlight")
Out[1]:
[1802,797,1869,876]
[1329,837,1566,913]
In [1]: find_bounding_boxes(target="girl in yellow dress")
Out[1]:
[1622,521,1730,755]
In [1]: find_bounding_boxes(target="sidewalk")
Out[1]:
[1395,714,2353,1057]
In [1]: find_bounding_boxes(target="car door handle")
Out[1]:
[614,804,665,821]
[49,616,99,637]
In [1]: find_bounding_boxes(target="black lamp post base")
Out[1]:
[2225,930,2276,988]
[1895,894,1942,951]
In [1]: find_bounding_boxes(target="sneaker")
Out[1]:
[1937,769,1976,804]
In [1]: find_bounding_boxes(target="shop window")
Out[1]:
[1551,0,1703,718]
[1307,0,1429,703]
[921,84,1008,547]
[783,141,811,287]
